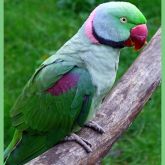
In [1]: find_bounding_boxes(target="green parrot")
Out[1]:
[4,2,148,165]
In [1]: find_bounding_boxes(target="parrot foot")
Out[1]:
[85,121,105,134]
[64,133,92,153]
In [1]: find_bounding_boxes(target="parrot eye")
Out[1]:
[120,17,127,23]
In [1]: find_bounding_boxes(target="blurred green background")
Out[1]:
[4,0,161,164]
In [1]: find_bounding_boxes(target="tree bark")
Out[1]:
[26,28,161,165]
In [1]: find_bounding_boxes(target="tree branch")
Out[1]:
[26,28,161,165]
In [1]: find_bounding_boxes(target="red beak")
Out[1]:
[124,24,148,50]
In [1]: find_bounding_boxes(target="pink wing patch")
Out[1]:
[46,73,79,96]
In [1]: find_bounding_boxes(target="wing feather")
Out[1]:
[10,59,95,133]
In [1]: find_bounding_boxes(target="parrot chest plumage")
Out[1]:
[80,43,120,119]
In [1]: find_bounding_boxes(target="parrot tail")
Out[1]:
[4,130,63,165]
[5,132,48,165]
[4,130,22,164]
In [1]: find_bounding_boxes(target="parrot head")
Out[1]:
[85,2,148,50]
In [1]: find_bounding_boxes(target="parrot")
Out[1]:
[4,2,148,165]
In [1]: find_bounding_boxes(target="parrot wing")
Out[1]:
[10,58,95,133]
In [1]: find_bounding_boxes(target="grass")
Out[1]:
[4,0,161,164]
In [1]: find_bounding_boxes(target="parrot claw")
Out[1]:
[64,133,92,153]
[85,121,105,134]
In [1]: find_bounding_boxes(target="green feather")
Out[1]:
[5,60,95,165]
